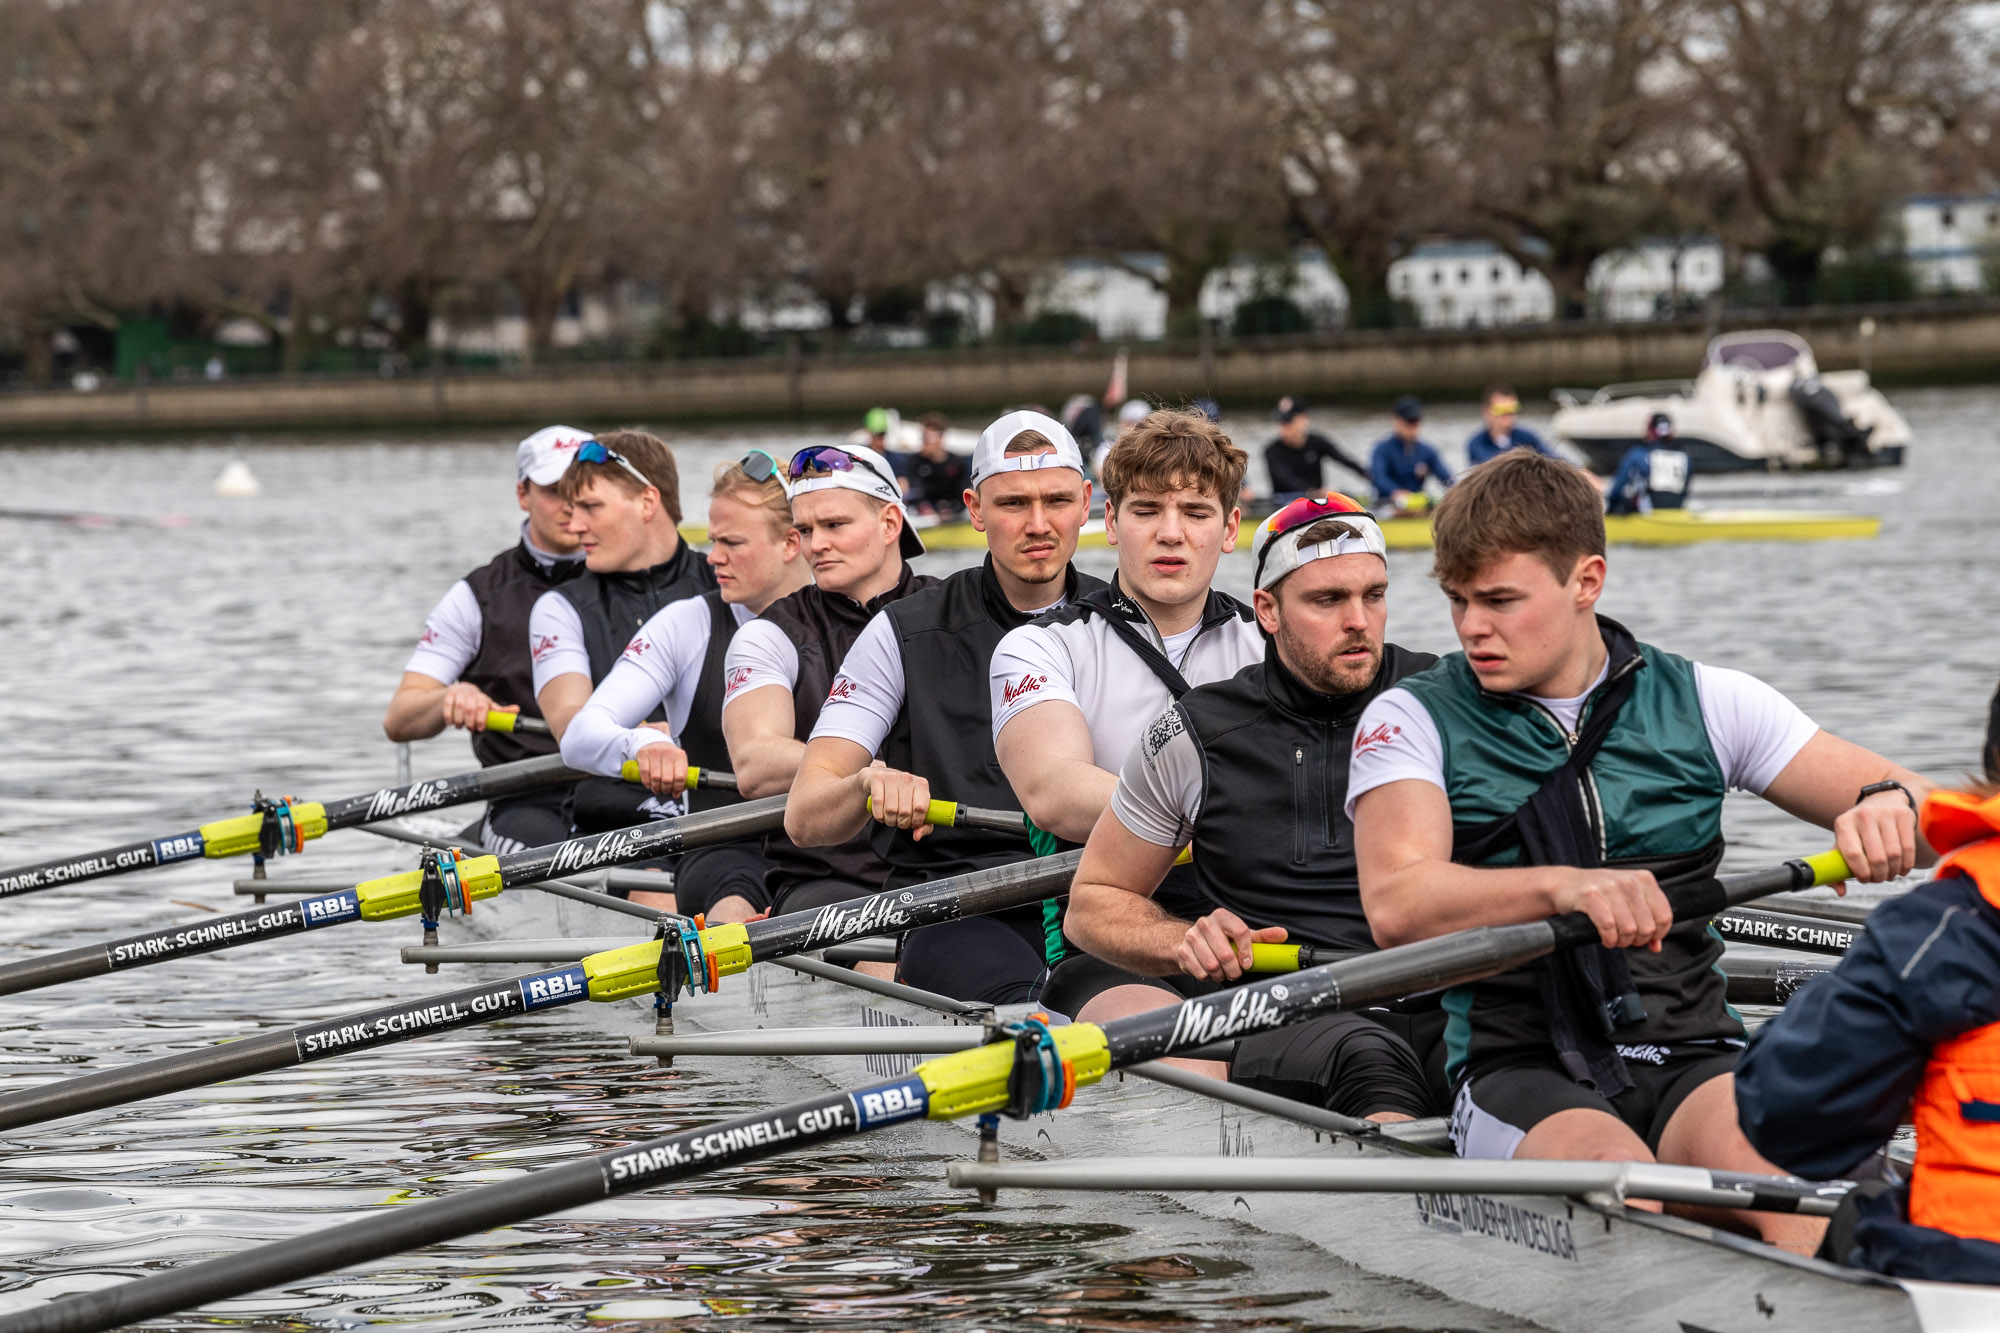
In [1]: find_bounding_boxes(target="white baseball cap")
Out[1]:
[516,425,586,486]
[970,410,1088,489]
[786,442,926,559]
[1117,399,1151,426]
[1250,494,1388,591]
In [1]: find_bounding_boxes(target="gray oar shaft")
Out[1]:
[0,1033,296,1133]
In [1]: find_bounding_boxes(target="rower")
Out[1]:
[1348,450,1933,1251]
[720,442,936,921]
[1465,385,1558,465]
[1265,395,1367,505]
[384,425,586,852]
[1061,495,1443,1121]
[1367,395,1453,511]
[1735,691,2000,1283]
[786,411,1105,1004]
[900,413,969,517]
[528,430,717,833]
[989,408,1259,845]
[1605,411,1691,514]
[557,454,808,919]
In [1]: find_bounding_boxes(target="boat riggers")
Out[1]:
[0,850,1847,1333]
[0,776,774,1002]
[0,850,1082,1133]
[0,753,586,900]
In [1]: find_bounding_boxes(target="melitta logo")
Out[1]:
[550,829,649,874]
[1353,722,1401,755]
[1001,673,1048,705]
[726,666,754,695]
[365,779,451,821]
[802,892,913,948]
[623,637,651,659]
[532,634,560,662]
[1167,987,1285,1047]
[826,676,859,702]
[417,627,440,646]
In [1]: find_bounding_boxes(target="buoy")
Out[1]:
[213,459,261,498]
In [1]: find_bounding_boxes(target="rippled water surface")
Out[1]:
[0,389,1992,1331]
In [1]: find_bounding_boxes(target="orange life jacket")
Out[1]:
[1909,788,2000,1241]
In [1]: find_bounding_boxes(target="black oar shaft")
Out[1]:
[1713,906,1857,957]
[0,837,168,899]
[319,753,578,828]
[743,851,1081,960]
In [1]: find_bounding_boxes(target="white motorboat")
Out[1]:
[1552,330,1911,474]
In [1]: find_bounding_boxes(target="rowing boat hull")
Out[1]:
[447,888,1976,1333]
[682,508,1880,552]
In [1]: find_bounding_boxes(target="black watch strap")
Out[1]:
[1857,779,1918,813]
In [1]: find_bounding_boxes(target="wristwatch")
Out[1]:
[1857,779,1917,813]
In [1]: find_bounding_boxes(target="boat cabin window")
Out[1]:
[1705,334,1808,371]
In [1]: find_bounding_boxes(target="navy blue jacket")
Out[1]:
[1736,870,2000,1283]
[1368,435,1453,497]
[1466,425,1555,465]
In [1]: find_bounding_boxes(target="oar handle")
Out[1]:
[616,761,736,792]
[481,710,550,736]
[866,797,1027,833]
[1547,849,1854,950]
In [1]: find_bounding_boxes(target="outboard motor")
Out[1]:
[1790,376,1873,468]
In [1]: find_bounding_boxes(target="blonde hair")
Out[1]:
[710,461,792,535]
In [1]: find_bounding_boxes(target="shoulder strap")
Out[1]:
[1087,587,1196,698]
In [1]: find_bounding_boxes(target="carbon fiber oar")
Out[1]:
[0,753,584,900]
[0,851,1080,1133]
[0,770,755,1000]
[0,849,1847,1333]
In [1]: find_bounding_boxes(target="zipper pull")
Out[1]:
[1295,748,1304,766]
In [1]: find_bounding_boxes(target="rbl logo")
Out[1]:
[623,637,651,660]
[1002,673,1048,705]
[531,634,560,662]
[827,676,859,702]
[726,666,754,695]
[1353,722,1401,755]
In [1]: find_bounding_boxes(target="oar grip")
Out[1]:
[1248,942,1302,973]
[864,797,961,826]
[484,710,519,733]
[1545,849,1853,950]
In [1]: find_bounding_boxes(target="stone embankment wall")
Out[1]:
[1,301,1993,437]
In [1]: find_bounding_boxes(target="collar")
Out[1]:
[521,520,585,570]
[822,561,923,626]
[1476,615,1644,706]
[1088,576,1250,646]
[602,539,696,592]
[979,554,1081,629]
[1259,639,1388,722]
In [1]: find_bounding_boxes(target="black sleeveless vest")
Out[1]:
[1170,641,1435,950]
[460,540,585,768]
[874,558,1106,889]
[551,539,717,690]
[680,591,742,814]
[757,564,939,891]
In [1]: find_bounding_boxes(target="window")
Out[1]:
[1459,267,1470,285]
[1941,206,1956,229]
[1432,270,1443,287]
[1492,265,1503,282]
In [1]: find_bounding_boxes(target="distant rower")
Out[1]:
[384,426,585,852]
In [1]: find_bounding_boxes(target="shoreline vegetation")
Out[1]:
[3,299,1995,439]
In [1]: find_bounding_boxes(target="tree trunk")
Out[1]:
[396,278,434,353]
[22,325,54,384]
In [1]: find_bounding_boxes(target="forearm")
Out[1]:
[383,684,447,742]
[1064,879,1192,976]
[1365,857,1569,947]
[732,734,806,799]
[1014,760,1118,843]
[784,745,870,846]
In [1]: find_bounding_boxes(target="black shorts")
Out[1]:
[1038,954,1446,1119]
[479,789,572,855]
[569,776,679,834]
[671,843,775,919]
[769,875,880,918]
[1452,1046,1740,1159]
[897,904,1056,1007]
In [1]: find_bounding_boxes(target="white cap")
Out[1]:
[970,410,1088,489]
[516,425,586,486]
[787,442,926,559]
[1117,399,1151,426]
[1249,495,1387,591]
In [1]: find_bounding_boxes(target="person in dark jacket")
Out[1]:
[1264,395,1368,504]
[1465,385,1558,465]
[1367,395,1453,508]
[900,412,970,516]
[1737,690,1997,1283]
[384,425,587,852]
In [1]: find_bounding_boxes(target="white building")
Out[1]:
[1386,238,1724,328]
[1898,194,2000,294]
[1591,239,1725,320]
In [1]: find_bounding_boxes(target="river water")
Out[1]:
[0,389,1990,1331]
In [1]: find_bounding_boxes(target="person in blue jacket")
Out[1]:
[1465,385,1557,465]
[1735,697,1996,1283]
[1368,395,1453,508]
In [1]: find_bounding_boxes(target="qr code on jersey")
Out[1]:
[1143,708,1185,760]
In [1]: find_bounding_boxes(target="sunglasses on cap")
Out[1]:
[738,450,778,483]
[786,444,893,488]
[574,440,655,492]
[1255,494,1371,582]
